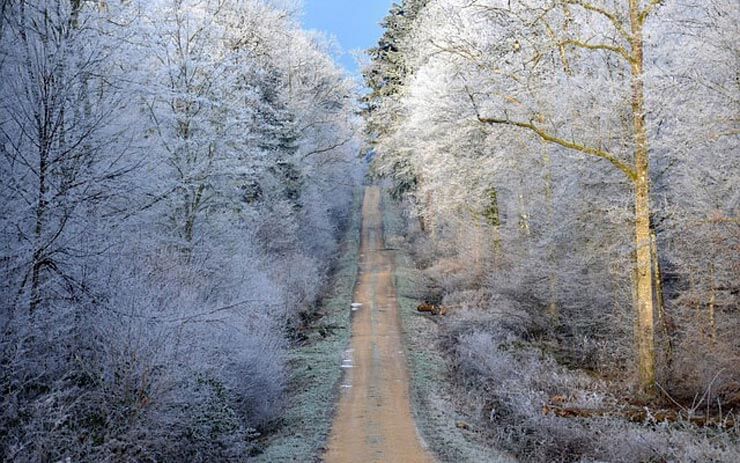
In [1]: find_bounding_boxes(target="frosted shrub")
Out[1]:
[218,328,287,429]
[442,307,738,462]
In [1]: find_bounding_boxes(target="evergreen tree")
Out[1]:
[363,0,429,198]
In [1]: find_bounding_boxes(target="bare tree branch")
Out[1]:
[477,114,637,181]
[559,38,632,62]
[563,0,631,41]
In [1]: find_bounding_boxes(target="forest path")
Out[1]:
[324,187,435,463]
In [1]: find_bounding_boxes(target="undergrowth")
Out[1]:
[383,191,739,463]
[383,191,515,463]
[252,190,363,462]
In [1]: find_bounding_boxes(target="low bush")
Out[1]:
[441,305,739,462]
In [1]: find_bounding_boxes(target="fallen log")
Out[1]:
[417,302,448,316]
[542,402,736,429]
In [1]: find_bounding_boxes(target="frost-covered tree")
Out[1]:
[462,0,665,395]
[367,0,738,398]
[0,0,363,460]
[0,0,137,313]
[363,0,429,198]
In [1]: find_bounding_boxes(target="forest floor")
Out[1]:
[324,186,434,463]
[380,190,739,463]
[382,191,516,463]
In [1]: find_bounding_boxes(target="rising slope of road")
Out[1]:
[324,187,435,463]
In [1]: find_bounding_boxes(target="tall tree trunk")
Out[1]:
[651,229,673,369]
[29,2,52,313]
[31,132,49,313]
[707,263,717,343]
[483,186,503,266]
[630,0,656,396]
[184,183,205,245]
[543,148,558,321]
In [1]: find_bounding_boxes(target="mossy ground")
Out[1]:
[382,192,514,463]
[253,191,362,462]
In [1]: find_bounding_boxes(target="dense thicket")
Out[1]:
[366,0,738,460]
[0,1,363,460]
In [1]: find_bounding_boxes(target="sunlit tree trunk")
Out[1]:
[629,0,655,395]
[473,0,664,395]
[424,189,437,240]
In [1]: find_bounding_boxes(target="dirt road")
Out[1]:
[324,187,434,463]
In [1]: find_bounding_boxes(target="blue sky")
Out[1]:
[301,0,393,76]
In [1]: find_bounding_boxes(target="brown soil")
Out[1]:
[324,187,435,463]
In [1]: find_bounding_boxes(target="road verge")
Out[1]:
[253,190,363,462]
